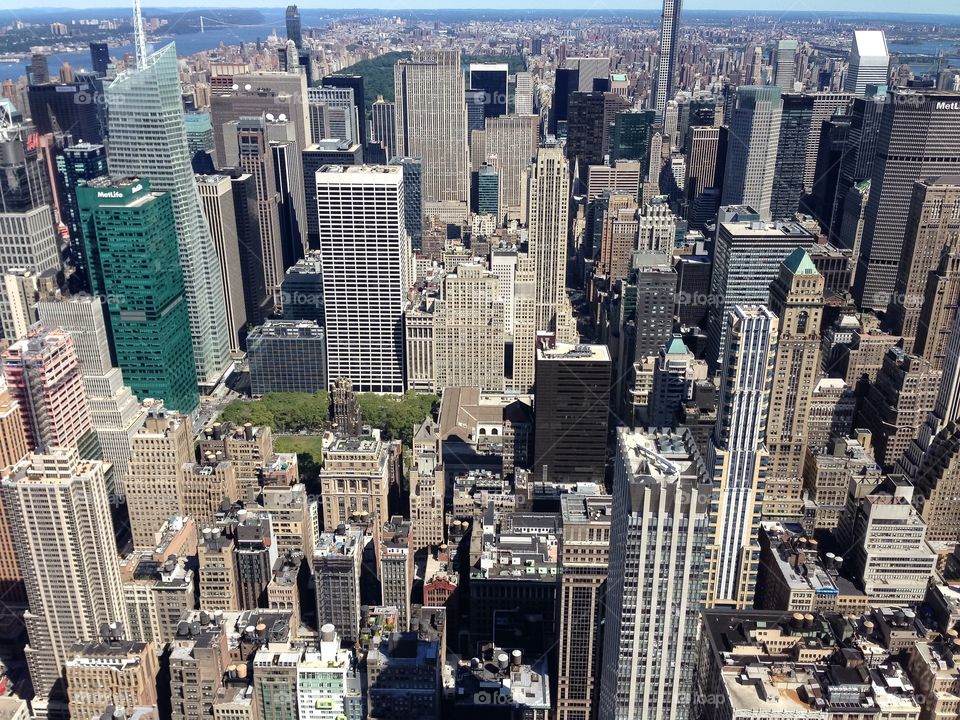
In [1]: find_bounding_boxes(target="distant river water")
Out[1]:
[0,12,322,83]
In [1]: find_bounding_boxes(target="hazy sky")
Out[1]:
[2,0,959,15]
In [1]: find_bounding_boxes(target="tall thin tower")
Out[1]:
[105,37,232,388]
[652,0,682,119]
[527,146,570,332]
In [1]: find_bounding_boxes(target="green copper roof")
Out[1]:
[783,247,819,276]
[666,335,689,355]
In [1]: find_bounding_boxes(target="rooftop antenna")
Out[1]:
[133,0,147,69]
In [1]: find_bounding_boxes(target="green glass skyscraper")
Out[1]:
[612,109,655,165]
[77,177,199,414]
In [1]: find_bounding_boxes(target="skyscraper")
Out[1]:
[652,0,682,119]
[515,71,534,115]
[285,4,302,49]
[35,295,148,498]
[845,30,890,96]
[371,96,397,161]
[469,63,509,118]
[1,326,91,453]
[225,116,284,311]
[56,142,108,294]
[770,93,813,220]
[774,39,798,92]
[887,177,960,354]
[0,389,28,606]
[1,448,124,712]
[527,146,570,332]
[317,165,407,393]
[705,306,778,608]
[763,249,824,519]
[89,42,110,76]
[470,113,539,223]
[533,341,611,485]
[196,174,247,353]
[557,486,611,720]
[854,88,960,311]
[599,427,710,720]
[394,49,470,205]
[77,177,199,414]
[721,86,783,220]
[105,42,231,388]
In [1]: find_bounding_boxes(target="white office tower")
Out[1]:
[297,624,358,720]
[774,39,798,91]
[599,427,710,720]
[515,71,534,115]
[651,0,683,119]
[705,306,778,608]
[527,146,570,332]
[721,86,783,220]
[316,165,408,392]
[1,448,124,713]
[845,30,890,96]
[36,295,147,497]
[105,42,231,388]
[394,49,470,205]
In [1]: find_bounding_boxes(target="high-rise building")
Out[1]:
[314,527,363,643]
[210,71,310,169]
[1,448,124,711]
[705,306,778,608]
[89,42,110,76]
[474,163,499,217]
[470,114,539,223]
[845,30,890,96]
[125,405,194,549]
[854,88,960,311]
[763,249,824,519]
[433,263,505,391]
[56,142,108,292]
[770,93,813,220]
[774,39,798,91]
[394,49,470,205]
[721,86,783,220]
[533,342,611,485]
[859,347,941,471]
[266,118,309,271]
[599,427,710,720]
[684,125,721,212]
[633,253,677,359]
[308,86,360,146]
[322,74,368,156]
[706,212,814,366]
[77,177,199,413]
[515,71,534,115]
[410,417,445,551]
[371,96,397,161]
[388,157,423,251]
[280,250,323,323]
[380,516,413,631]
[0,389,28,606]
[224,116,284,311]
[565,91,607,168]
[106,43,231,388]
[651,0,682,119]
[649,336,707,427]
[888,177,960,353]
[802,92,852,192]
[528,147,570,332]
[469,63,508,118]
[196,174,247,353]
[1,325,91,453]
[319,430,393,531]
[35,295,148,498]
[297,625,360,720]
[285,5,302,48]
[247,320,327,395]
[317,165,407,393]
[556,486,611,720]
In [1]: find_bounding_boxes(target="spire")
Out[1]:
[133,0,147,69]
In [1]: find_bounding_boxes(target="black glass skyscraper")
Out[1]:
[550,67,578,137]
[285,5,302,49]
[770,93,813,220]
[469,63,508,118]
[89,43,110,76]
[56,142,108,292]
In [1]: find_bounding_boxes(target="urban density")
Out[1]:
[0,0,959,718]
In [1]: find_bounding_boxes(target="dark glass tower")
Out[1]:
[285,5,302,49]
[77,177,199,413]
[89,42,110,76]
[550,67,578,137]
[469,63,508,118]
[56,142,108,292]
[612,109,655,163]
[770,93,813,220]
[566,91,607,167]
